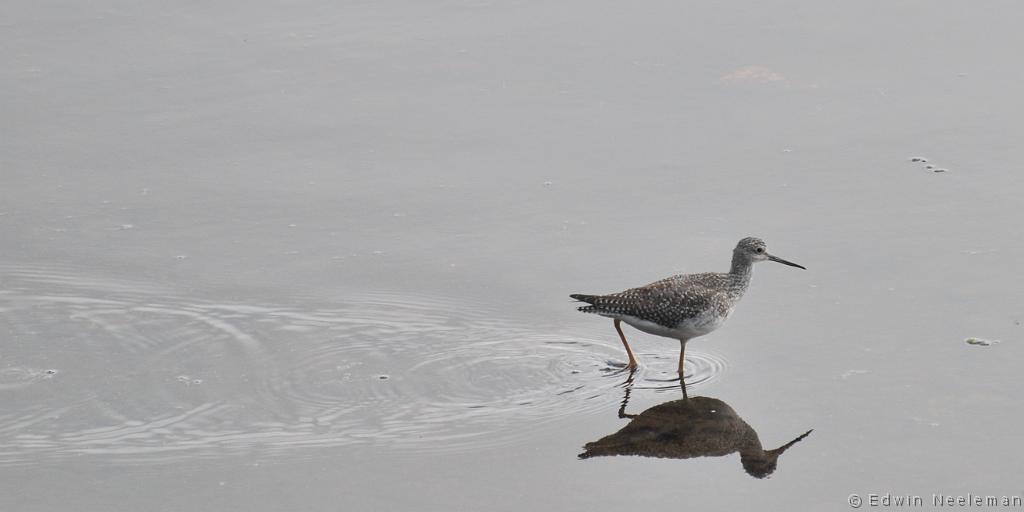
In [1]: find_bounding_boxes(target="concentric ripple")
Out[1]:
[617,349,729,391]
[0,265,728,465]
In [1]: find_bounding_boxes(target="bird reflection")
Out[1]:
[579,373,812,478]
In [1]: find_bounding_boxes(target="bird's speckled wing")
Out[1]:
[571,274,728,328]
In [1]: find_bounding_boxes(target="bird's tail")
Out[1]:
[569,293,600,313]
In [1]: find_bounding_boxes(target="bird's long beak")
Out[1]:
[767,253,806,270]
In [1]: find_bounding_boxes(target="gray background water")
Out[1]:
[3,1,1023,510]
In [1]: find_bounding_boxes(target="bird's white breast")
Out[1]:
[618,306,733,341]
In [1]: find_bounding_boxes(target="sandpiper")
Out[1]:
[570,237,805,378]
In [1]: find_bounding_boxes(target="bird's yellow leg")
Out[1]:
[678,341,686,376]
[613,319,638,369]
[678,340,689,399]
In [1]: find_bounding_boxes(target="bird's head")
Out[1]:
[734,237,806,270]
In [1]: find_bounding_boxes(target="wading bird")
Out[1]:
[570,237,805,381]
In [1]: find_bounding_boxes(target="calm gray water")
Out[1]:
[3,1,1024,510]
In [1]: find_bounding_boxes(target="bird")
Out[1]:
[570,237,805,379]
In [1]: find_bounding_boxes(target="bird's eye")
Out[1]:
[755,247,764,253]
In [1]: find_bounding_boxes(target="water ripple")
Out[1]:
[0,266,728,465]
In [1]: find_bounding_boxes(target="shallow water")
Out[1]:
[0,266,731,466]
[4,0,1024,510]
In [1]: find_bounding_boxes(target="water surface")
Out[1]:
[3,0,1024,510]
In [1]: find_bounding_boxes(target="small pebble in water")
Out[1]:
[932,168,947,173]
[376,374,390,380]
[965,337,1000,347]
[926,164,934,169]
[910,157,928,163]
